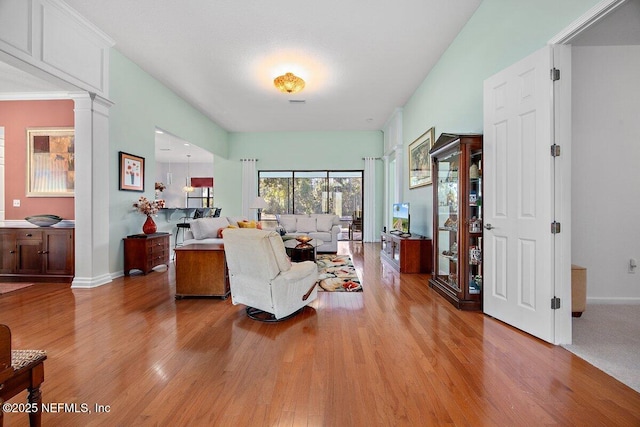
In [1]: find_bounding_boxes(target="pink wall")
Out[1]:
[0,100,75,220]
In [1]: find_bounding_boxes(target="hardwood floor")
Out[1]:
[1,242,639,426]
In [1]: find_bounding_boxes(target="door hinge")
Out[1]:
[551,68,560,81]
[551,297,561,310]
[551,144,561,157]
[551,222,561,234]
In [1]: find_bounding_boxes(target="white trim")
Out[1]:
[0,91,82,101]
[587,297,640,305]
[71,273,114,289]
[549,0,627,44]
[42,0,115,46]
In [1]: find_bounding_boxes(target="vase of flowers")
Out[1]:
[133,196,160,234]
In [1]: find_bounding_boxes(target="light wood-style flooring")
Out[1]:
[1,242,639,426]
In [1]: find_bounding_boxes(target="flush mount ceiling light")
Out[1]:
[273,72,305,94]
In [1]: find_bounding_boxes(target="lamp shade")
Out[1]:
[250,196,268,210]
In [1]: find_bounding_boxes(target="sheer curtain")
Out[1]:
[241,159,257,219]
[363,157,378,242]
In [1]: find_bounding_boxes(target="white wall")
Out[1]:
[572,45,640,302]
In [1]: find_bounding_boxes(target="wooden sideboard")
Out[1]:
[0,227,74,283]
[123,233,170,275]
[380,231,432,274]
[174,243,229,298]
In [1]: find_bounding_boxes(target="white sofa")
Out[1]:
[182,214,340,253]
[274,214,340,253]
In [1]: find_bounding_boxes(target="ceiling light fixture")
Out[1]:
[274,72,305,94]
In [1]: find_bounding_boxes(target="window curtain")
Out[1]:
[241,159,258,219]
[363,157,377,242]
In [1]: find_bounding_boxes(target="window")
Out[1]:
[186,177,214,208]
[258,170,362,219]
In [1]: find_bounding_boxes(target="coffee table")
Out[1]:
[283,238,323,262]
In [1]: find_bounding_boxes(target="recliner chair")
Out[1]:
[222,228,318,321]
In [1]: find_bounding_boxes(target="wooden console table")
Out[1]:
[380,231,432,273]
[123,233,170,275]
[174,243,229,299]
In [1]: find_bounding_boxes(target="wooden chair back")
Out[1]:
[0,324,12,383]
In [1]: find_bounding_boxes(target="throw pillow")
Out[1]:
[236,220,262,229]
[296,217,317,233]
[279,215,297,233]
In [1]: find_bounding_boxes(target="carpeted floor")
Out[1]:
[562,304,640,393]
[316,254,362,292]
[0,283,35,295]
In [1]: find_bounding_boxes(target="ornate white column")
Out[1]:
[71,93,113,288]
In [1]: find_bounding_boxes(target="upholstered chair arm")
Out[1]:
[270,261,318,319]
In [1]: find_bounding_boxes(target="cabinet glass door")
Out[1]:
[435,151,459,291]
[468,151,482,294]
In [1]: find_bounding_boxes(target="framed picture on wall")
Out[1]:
[119,151,145,192]
[26,127,75,197]
[408,127,435,189]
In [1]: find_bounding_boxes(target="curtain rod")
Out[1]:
[362,157,382,160]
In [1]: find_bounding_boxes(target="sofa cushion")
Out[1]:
[297,217,317,233]
[312,214,336,232]
[309,231,332,242]
[191,217,230,240]
[279,215,298,233]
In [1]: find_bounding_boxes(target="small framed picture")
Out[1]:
[409,127,435,189]
[119,151,145,192]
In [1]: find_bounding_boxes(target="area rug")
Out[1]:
[0,283,35,295]
[562,304,640,393]
[316,254,362,292]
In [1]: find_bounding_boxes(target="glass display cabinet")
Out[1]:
[429,133,483,310]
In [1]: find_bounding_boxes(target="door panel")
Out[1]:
[483,45,554,343]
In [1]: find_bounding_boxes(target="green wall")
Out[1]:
[222,131,384,227]
[109,50,229,272]
[401,0,600,237]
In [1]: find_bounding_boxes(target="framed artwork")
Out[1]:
[27,127,75,197]
[119,151,145,192]
[408,127,435,189]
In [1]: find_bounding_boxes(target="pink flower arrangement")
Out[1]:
[133,196,160,216]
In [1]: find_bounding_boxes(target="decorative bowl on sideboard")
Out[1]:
[25,214,63,227]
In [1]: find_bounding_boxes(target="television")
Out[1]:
[391,203,410,235]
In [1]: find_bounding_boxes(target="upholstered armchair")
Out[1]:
[222,228,318,321]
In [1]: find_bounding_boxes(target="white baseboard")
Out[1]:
[587,297,640,304]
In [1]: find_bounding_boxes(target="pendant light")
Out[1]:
[182,154,194,193]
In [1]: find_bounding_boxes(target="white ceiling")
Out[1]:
[62,0,483,132]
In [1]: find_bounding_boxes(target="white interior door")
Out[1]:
[483,46,556,343]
